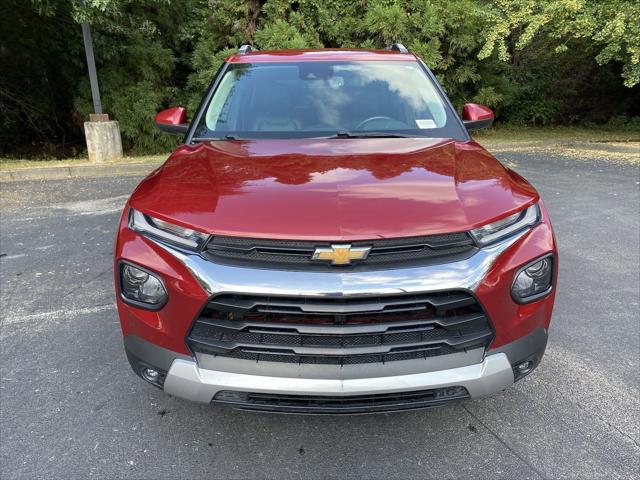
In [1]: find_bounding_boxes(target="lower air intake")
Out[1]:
[213,386,469,414]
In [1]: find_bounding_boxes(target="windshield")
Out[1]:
[193,61,466,140]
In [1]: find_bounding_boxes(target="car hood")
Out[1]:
[130,138,538,240]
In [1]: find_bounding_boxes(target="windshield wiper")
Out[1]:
[191,134,240,142]
[330,131,415,139]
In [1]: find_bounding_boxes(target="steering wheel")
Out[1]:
[355,116,396,130]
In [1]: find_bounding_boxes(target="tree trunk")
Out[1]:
[246,0,261,38]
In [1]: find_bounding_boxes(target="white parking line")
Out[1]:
[1,253,26,260]
[2,304,116,326]
[53,194,129,216]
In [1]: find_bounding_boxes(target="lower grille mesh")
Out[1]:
[187,291,493,365]
[209,346,457,365]
[213,386,470,413]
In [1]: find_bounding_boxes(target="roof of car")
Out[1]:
[226,49,417,63]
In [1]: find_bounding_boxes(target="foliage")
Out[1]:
[69,0,196,153]
[1,0,638,156]
[0,0,84,155]
[477,0,640,88]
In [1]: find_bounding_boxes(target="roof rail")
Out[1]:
[385,43,408,53]
[238,44,255,54]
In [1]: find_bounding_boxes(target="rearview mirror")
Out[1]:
[462,103,494,131]
[155,107,189,135]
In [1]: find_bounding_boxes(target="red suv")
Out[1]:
[115,45,557,413]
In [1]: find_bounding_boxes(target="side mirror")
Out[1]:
[155,107,189,135]
[462,103,494,131]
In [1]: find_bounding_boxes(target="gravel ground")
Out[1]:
[1,148,639,479]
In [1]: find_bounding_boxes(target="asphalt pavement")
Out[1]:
[1,148,639,479]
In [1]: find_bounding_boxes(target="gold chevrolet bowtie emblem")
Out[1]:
[312,244,372,265]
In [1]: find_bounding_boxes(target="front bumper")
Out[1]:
[165,353,514,403]
[125,327,547,410]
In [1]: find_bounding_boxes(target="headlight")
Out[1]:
[470,203,540,246]
[119,262,167,308]
[129,208,209,250]
[512,254,554,303]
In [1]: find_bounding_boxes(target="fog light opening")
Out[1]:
[141,367,166,387]
[516,361,533,375]
[513,357,538,381]
[142,367,159,382]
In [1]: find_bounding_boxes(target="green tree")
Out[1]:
[477,0,640,87]
[70,0,199,153]
[1,0,638,157]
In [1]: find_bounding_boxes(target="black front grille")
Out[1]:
[187,291,493,365]
[213,386,469,414]
[203,233,476,268]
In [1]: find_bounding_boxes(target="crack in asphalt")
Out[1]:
[462,403,547,479]
[549,383,640,449]
[59,268,113,301]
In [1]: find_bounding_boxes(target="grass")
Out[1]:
[473,125,640,145]
[2,126,638,171]
[0,154,168,171]
[475,125,640,165]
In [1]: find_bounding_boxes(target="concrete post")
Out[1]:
[84,118,123,163]
[81,22,123,163]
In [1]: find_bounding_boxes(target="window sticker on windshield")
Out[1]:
[416,119,437,129]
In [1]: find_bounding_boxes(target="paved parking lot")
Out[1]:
[1,148,639,479]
